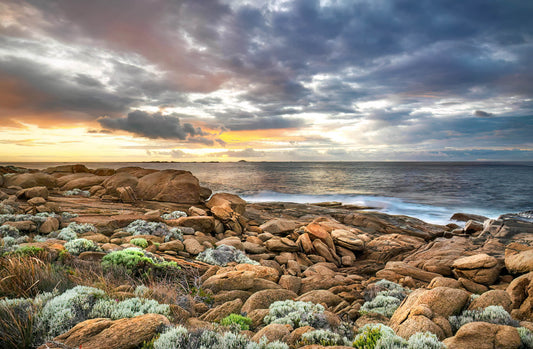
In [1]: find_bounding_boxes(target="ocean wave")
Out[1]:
[239,191,498,225]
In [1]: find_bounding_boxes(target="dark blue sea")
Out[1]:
[3,162,533,225]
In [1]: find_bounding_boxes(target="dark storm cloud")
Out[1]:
[216,110,306,131]
[98,110,208,140]
[474,110,494,117]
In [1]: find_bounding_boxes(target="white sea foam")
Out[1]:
[240,191,499,225]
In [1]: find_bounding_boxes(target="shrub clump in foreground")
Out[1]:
[130,237,149,249]
[125,219,183,242]
[263,300,328,329]
[57,222,96,241]
[220,314,253,331]
[101,247,178,274]
[196,244,259,267]
[299,329,351,346]
[153,325,288,349]
[448,305,519,332]
[360,279,409,318]
[64,238,102,255]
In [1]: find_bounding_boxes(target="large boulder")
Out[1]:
[241,289,297,314]
[452,253,501,286]
[61,174,106,191]
[507,271,533,321]
[330,229,365,252]
[481,213,533,242]
[4,172,56,188]
[505,243,533,274]
[206,193,247,215]
[17,186,49,199]
[376,261,441,284]
[116,167,158,178]
[260,218,301,235]
[44,164,90,174]
[135,170,201,204]
[199,298,243,322]
[442,322,520,349]
[167,216,215,234]
[390,287,470,340]
[102,173,139,196]
[46,314,169,349]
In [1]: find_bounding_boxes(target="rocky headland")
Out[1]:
[1,164,532,349]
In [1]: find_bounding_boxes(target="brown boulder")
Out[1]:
[364,234,425,263]
[61,174,106,191]
[331,229,365,251]
[116,186,137,203]
[50,314,169,349]
[17,186,49,199]
[442,322,520,349]
[135,170,200,204]
[296,290,343,308]
[102,173,139,195]
[199,298,243,322]
[116,167,158,178]
[376,261,441,284]
[241,289,297,314]
[390,287,470,340]
[39,217,60,234]
[206,193,247,215]
[468,290,512,313]
[452,253,501,285]
[167,216,215,233]
[44,164,90,174]
[507,272,533,321]
[4,172,56,189]
[505,243,533,274]
[260,218,301,235]
[265,237,299,252]
[252,323,292,343]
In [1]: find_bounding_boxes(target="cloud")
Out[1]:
[474,110,494,117]
[98,110,208,140]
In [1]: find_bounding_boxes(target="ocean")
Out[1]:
[3,161,532,225]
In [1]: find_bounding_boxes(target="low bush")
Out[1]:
[298,329,351,346]
[101,247,179,276]
[130,238,149,249]
[63,188,90,197]
[0,225,20,238]
[264,300,328,329]
[57,222,96,241]
[153,326,289,349]
[449,305,519,332]
[35,285,107,340]
[220,314,253,331]
[125,220,183,242]
[352,324,406,349]
[518,327,533,349]
[90,297,170,320]
[196,244,259,267]
[64,238,102,255]
[161,211,187,220]
[407,332,445,349]
[360,279,408,318]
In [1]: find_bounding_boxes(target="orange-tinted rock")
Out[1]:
[135,170,200,204]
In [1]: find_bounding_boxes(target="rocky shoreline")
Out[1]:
[1,164,533,348]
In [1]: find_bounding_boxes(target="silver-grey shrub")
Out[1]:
[360,279,408,318]
[264,300,327,329]
[518,327,533,349]
[125,219,183,242]
[161,211,187,220]
[89,297,170,320]
[153,326,289,349]
[63,188,90,197]
[449,305,519,332]
[35,286,106,340]
[0,224,20,238]
[64,238,102,255]
[407,332,446,349]
[57,222,96,241]
[299,329,351,346]
[196,244,259,267]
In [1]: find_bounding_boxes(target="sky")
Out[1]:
[0,0,532,162]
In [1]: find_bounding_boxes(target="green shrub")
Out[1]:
[518,327,533,349]
[353,324,405,349]
[449,305,519,332]
[101,247,178,275]
[407,332,445,349]
[12,246,44,257]
[264,300,328,329]
[64,238,102,255]
[197,244,259,267]
[220,314,252,330]
[298,329,351,346]
[130,238,149,249]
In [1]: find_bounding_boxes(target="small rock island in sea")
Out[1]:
[1,164,532,349]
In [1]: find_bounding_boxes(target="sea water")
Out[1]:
[4,161,532,225]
